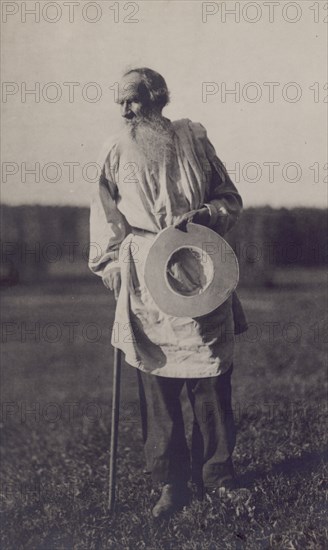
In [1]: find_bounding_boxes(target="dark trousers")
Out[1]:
[137,365,236,488]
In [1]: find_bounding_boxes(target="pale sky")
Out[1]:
[1,0,327,207]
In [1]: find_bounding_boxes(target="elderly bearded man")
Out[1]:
[89,68,246,518]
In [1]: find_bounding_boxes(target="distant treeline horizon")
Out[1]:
[1,204,327,286]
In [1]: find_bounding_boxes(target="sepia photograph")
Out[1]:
[1,1,327,548]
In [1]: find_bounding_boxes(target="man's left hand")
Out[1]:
[174,207,210,231]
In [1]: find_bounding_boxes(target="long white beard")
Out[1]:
[123,115,175,167]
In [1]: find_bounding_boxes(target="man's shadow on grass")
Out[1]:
[238,448,327,489]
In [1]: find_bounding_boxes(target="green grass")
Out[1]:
[0,278,327,549]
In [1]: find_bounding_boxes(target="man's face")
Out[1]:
[117,74,151,125]
[117,73,172,163]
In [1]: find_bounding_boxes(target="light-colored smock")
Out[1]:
[89,119,242,378]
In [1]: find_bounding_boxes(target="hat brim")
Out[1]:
[144,223,239,318]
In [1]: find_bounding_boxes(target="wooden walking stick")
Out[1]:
[108,342,122,512]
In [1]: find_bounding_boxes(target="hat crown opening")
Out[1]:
[165,246,214,298]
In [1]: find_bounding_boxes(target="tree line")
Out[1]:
[1,205,327,286]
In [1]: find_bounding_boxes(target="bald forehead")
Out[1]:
[120,72,143,90]
[117,72,150,104]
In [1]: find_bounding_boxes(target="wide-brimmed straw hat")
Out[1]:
[144,223,239,318]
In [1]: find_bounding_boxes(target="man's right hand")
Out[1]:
[103,269,121,300]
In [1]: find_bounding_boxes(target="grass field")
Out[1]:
[1,276,327,549]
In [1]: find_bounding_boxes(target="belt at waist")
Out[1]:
[131,227,158,238]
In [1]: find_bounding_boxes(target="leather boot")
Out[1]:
[152,483,189,518]
[205,459,240,496]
